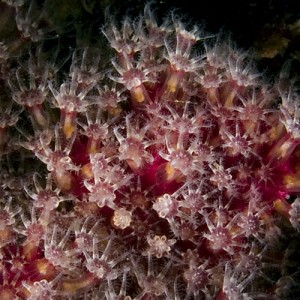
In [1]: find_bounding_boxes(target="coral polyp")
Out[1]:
[0,1,300,299]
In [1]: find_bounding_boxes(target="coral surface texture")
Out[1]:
[0,1,300,299]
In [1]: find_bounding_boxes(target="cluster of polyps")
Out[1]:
[0,2,300,299]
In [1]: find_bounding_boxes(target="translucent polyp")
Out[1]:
[53,171,73,192]
[283,173,300,192]
[267,133,300,164]
[273,198,291,219]
[160,68,186,100]
[28,104,48,128]
[61,273,96,294]
[130,84,151,104]
[60,110,77,140]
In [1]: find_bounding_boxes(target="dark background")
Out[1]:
[76,0,300,81]
[1,0,300,81]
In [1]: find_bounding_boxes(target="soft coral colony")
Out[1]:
[0,1,300,299]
